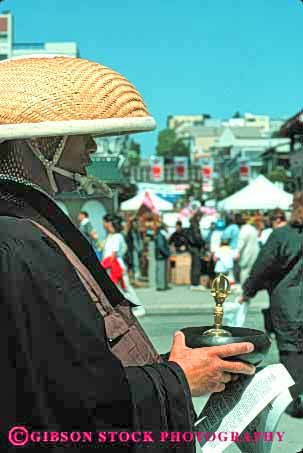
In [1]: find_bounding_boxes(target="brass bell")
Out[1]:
[203,273,232,337]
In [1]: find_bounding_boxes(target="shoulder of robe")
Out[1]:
[0,216,39,247]
[269,225,292,241]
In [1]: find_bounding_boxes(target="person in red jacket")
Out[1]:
[101,255,126,290]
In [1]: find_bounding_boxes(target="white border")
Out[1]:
[0,116,156,140]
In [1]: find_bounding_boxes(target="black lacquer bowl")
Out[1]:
[181,326,271,365]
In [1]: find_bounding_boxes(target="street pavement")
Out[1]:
[136,285,302,453]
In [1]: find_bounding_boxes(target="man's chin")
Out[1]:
[54,174,78,194]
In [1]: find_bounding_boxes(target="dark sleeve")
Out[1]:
[125,361,196,451]
[194,226,204,249]
[243,231,280,298]
[181,230,189,246]
[168,232,176,245]
[157,235,170,258]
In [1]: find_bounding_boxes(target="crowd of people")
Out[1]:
[76,206,294,300]
[168,208,289,292]
[125,207,287,293]
[76,202,303,419]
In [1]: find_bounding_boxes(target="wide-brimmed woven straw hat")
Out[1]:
[0,55,156,141]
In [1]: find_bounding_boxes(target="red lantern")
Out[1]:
[202,166,212,180]
[152,166,161,177]
[174,157,188,181]
[176,165,185,176]
[150,156,164,182]
[240,165,250,180]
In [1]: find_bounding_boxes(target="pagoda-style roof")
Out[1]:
[279,109,303,137]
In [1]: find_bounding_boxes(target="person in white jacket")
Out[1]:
[235,214,260,285]
[102,214,146,317]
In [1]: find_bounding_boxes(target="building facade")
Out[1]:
[168,112,288,180]
[167,114,208,130]
[0,11,78,59]
[279,110,303,191]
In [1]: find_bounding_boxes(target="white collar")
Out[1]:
[80,217,89,226]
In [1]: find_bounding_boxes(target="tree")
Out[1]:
[267,166,292,191]
[156,129,176,157]
[156,128,190,158]
[178,181,203,207]
[173,138,191,156]
[129,139,140,153]
[126,138,141,166]
[127,150,140,166]
[185,182,203,202]
[212,176,246,201]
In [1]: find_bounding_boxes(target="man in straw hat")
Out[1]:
[0,56,255,450]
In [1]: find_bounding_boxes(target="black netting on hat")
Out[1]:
[0,137,67,193]
[0,138,66,206]
[0,138,65,181]
[0,141,32,206]
[28,137,64,162]
[0,139,67,236]
[0,140,32,183]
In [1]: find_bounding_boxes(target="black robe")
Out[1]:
[0,181,195,452]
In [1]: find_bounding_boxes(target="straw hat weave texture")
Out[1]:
[0,57,149,124]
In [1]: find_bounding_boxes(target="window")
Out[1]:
[0,16,8,42]
[0,17,8,33]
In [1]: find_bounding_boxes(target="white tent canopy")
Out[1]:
[121,190,173,212]
[218,175,293,211]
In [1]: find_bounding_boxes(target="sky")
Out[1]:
[2,0,303,156]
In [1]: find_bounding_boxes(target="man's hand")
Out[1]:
[168,331,255,397]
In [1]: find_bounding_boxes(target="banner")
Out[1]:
[201,165,213,181]
[150,156,164,182]
[174,157,188,181]
[239,164,250,181]
[201,162,213,192]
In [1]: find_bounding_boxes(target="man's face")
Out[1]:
[55,135,97,192]
[61,135,97,172]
